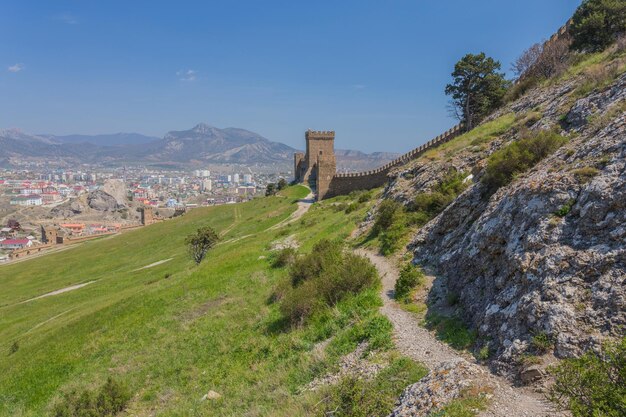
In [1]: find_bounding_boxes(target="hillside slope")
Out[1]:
[379,47,625,379]
[0,186,424,416]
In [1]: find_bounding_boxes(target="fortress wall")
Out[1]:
[324,124,462,198]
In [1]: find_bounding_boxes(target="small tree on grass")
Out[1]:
[277,178,288,190]
[186,226,219,265]
[265,183,277,196]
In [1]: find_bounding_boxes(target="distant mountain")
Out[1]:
[133,124,296,164]
[0,124,399,170]
[0,128,75,158]
[45,133,160,146]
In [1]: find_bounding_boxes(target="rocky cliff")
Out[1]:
[382,59,625,375]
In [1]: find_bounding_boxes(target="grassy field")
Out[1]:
[0,186,421,416]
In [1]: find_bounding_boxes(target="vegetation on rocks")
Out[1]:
[315,357,427,417]
[481,129,568,192]
[424,314,477,351]
[409,169,469,224]
[394,263,424,303]
[570,0,626,52]
[371,199,409,256]
[548,337,626,417]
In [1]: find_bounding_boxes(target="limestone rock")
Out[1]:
[388,360,488,417]
[389,71,626,371]
[87,190,122,212]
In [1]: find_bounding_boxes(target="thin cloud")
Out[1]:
[8,63,24,73]
[177,69,197,82]
[52,12,78,25]
[352,84,366,90]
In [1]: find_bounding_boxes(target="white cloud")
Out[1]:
[53,12,78,25]
[177,69,197,82]
[352,84,366,90]
[7,63,24,73]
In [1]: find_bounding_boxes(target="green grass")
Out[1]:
[422,113,516,161]
[0,185,413,416]
[424,314,477,351]
[429,386,491,417]
[312,356,428,417]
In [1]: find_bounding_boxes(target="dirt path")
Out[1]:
[133,258,173,271]
[268,191,315,230]
[221,190,315,245]
[357,249,564,417]
[17,281,97,305]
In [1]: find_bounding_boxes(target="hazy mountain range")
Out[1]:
[0,124,398,171]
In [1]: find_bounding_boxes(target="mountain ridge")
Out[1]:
[0,124,399,170]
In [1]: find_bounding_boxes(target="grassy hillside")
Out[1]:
[0,186,418,416]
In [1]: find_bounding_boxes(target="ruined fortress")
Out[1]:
[294,126,463,199]
[295,19,573,200]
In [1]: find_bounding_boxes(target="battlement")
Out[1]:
[306,130,335,140]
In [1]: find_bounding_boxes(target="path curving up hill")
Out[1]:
[356,249,567,417]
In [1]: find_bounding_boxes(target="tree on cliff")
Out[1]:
[186,226,219,265]
[445,53,509,131]
[570,0,626,52]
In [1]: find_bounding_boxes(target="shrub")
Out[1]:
[530,331,554,353]
[280,241,377,325]
[548,337,626,417]
[553,199,575,218]
[570,0,626,52]
[372,200,403,235]
[512,37,570,83]
[379,221,406,256]
[317,357,427,417]
[410,169,468,222]
[52,377,131,417]
[9,341,19,355]
[430,386,491,417]
[482,130,568,191]
[186,226,220,264]
[395,263,424,302]
[344,202,359,214]
[477,344,490,361]
[357,191,373,203]
[271,247,297,268]
[425,314,477,350]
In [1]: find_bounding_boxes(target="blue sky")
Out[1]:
[1,1,581,153]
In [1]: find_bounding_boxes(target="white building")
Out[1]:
[10,195,43,206]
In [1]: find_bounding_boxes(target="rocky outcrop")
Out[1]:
[406,72,626,370]
[87,190,123,212]
[388,360,488,417]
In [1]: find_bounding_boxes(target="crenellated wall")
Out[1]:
[322,124,463,198]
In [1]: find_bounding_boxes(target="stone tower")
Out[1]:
[294,130,336,198]
[141,206,154,225]
[41,225,58,245]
